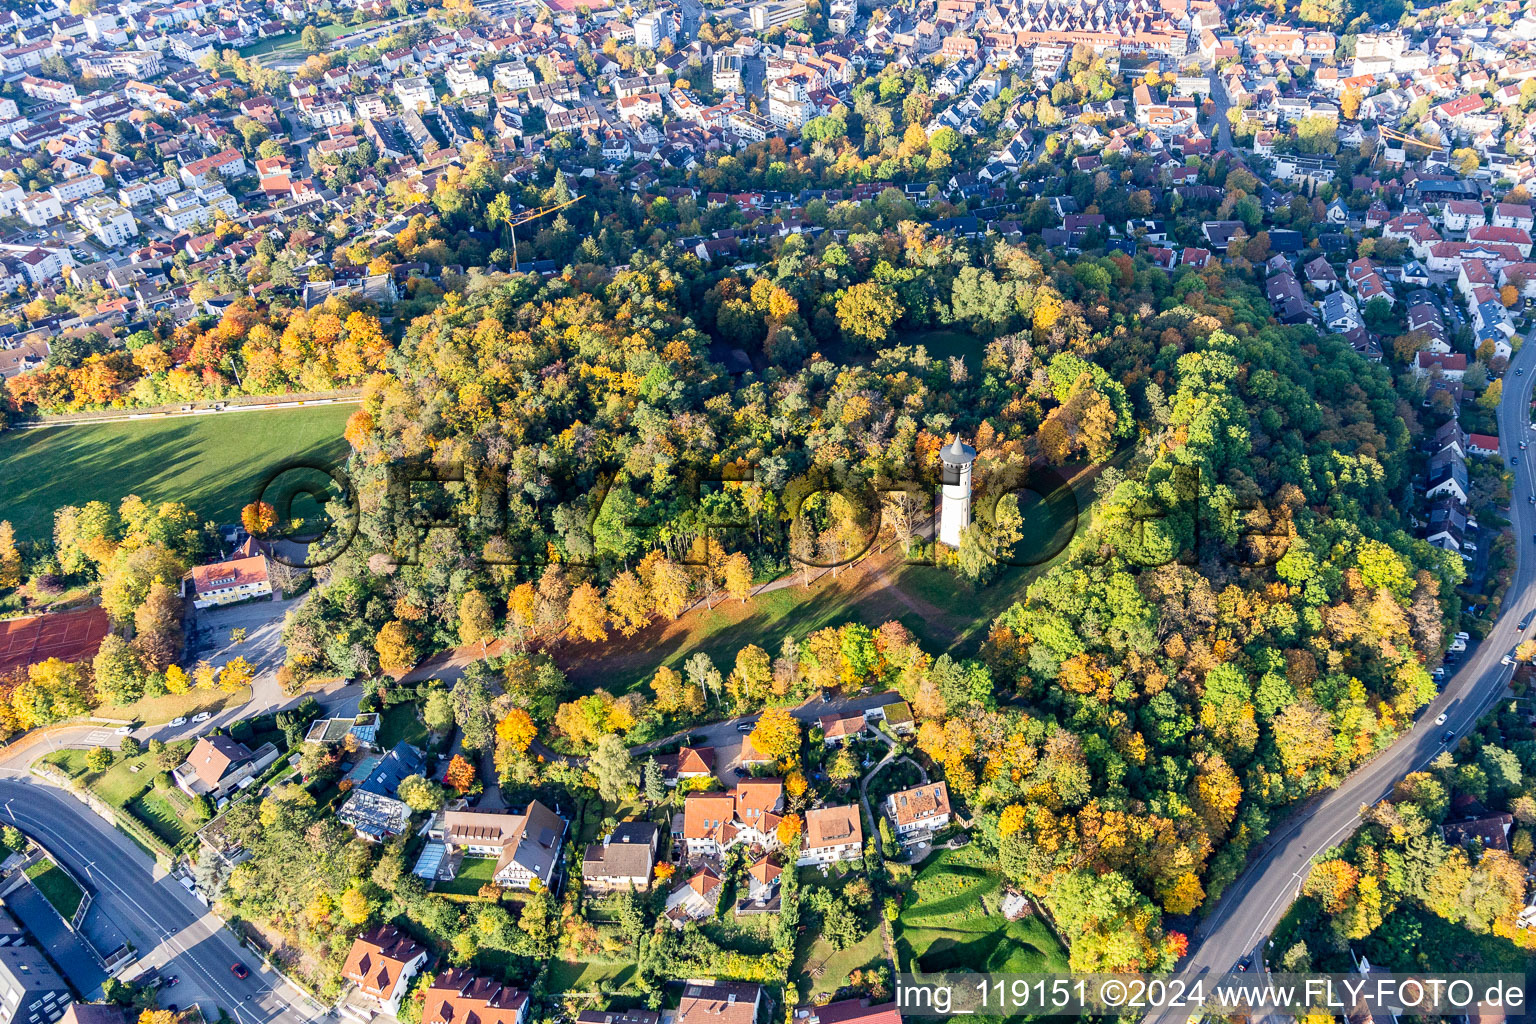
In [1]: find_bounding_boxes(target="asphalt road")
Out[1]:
[0,678,364,1023]
[0,779,327,1024]
[1146,338,1536,1016]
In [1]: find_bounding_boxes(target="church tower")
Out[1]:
[938,435,977,548]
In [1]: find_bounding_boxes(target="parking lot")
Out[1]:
[186,593,307,716]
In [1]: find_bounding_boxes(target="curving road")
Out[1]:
[0,682,361,1023]
[1147,336,1536,1017]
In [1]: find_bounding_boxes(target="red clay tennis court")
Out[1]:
[0,606,110,675]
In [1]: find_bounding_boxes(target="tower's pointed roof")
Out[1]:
[941,434,977,465]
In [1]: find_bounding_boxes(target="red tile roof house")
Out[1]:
[420,971,528,1024]
[341,924,428,1017]
[676,982,761,1024]
[798,804,863,866]
[886,781,952,840]
[818,711,865,746]
[654,745,714,786]
[172,735,278,798]
[185,554,271,609]
[1468,433,1501,457]
[793,997,902,1024]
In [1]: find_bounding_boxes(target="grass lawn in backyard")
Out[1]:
[377,702,430,750]
[127,788,200,846]
[437,856,499,897]
[24,861,83,920]
[37,747,204,843]
[794,866,887,997]
[894,846,1068,975]
[0,404,353,541]
[96,686,253,726]
[546,959,636,994]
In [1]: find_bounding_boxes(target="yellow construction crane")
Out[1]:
[1377,125,1442,152]
[504,196,582,271]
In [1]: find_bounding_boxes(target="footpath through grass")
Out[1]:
[0,404,352,540]
[24,860,83,920]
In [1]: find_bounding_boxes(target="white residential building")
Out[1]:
[74,195,136,247]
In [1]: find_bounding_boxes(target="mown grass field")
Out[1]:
[0,404,353,541]
[237,19,389,59]
[894,846,1068,975]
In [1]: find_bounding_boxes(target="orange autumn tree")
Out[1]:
[444,754,476,794]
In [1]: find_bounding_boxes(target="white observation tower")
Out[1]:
[938,434,977,548]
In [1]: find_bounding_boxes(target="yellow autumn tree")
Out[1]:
[496,708,536,754]
[749,707,801,765]
[567,582,609,642]
[607,570,651,636]
[374,620,416,674]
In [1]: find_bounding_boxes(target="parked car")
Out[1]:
[192,712,212,722]
[168,717,187,727]
[114,725,133,735]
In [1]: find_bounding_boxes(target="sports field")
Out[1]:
[0,606,109,674]
[0,405,353,541]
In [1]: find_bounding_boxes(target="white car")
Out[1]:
[1455,631,1470,641]
[168,716,188,727]
[114,725,133,736]
[192,711,213,723]
[1448,638,1467,652]
[1436,713,1448,725]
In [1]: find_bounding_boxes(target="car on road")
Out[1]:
[1443,729,1457,743]
[1504,647,1519,665]
[1513,456,1519,466]
[736,722,753,733]
[192,712,212,722]
[230,963,248,980]
[114,725,133,735]
[168,716,187,727]
[1436,712,1448,725]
